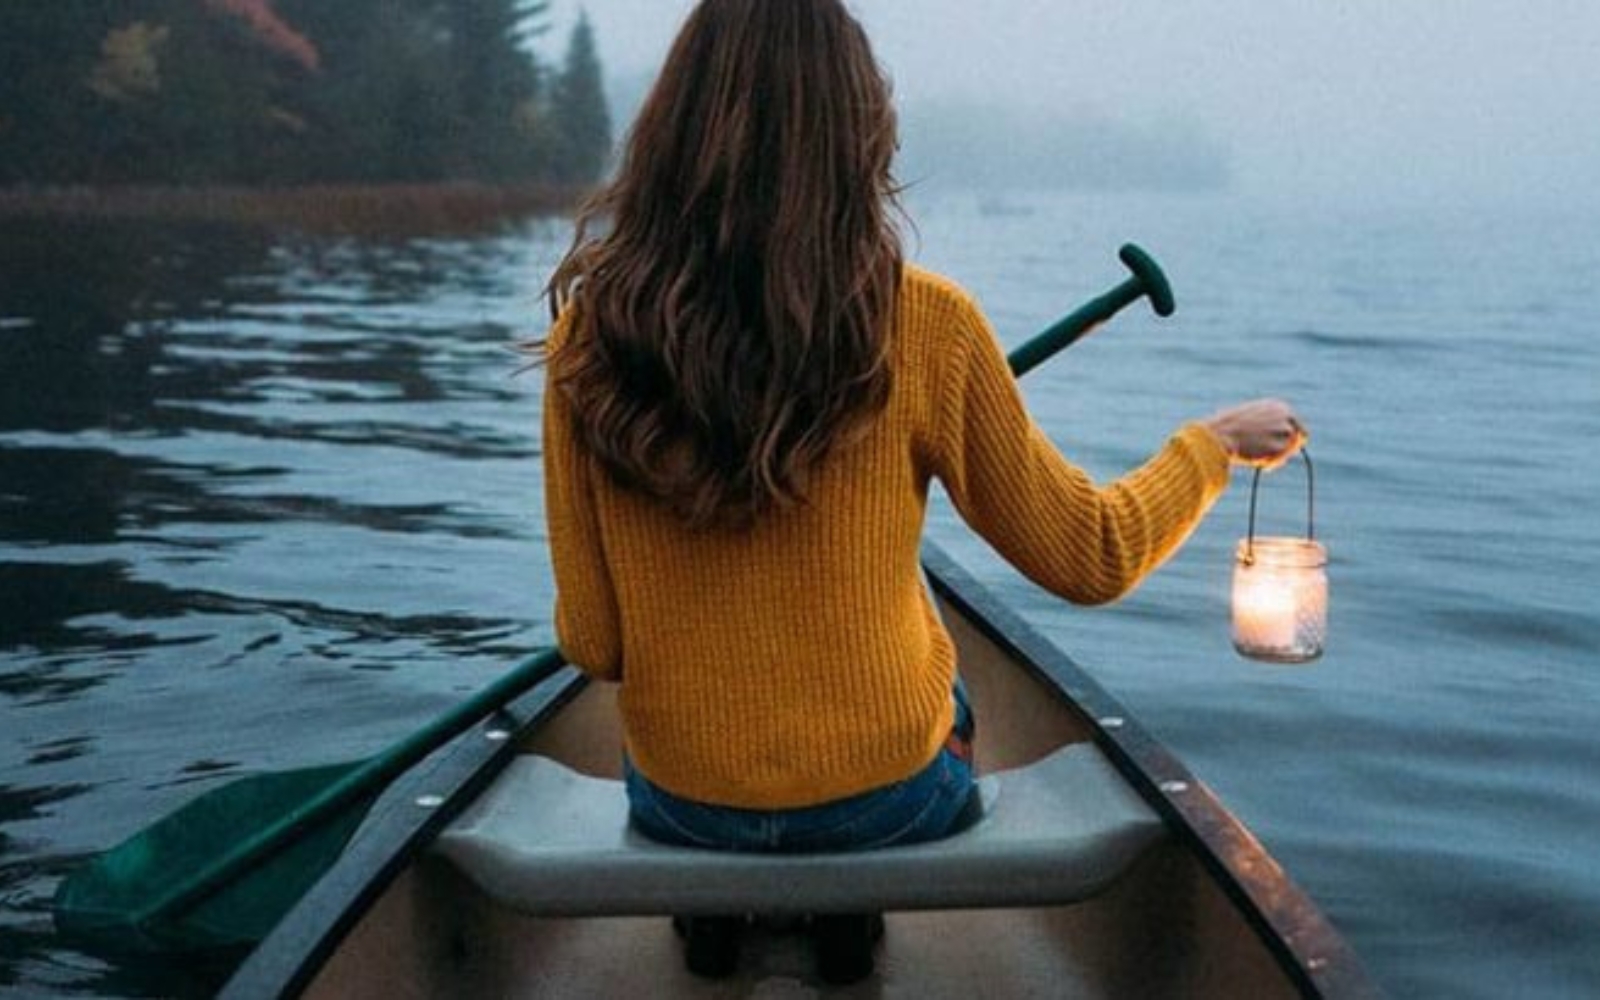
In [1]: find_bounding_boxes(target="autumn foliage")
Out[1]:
[0,1,612,190]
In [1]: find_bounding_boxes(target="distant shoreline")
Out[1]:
[0,182,591,234]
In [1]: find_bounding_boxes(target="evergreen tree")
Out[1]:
[0,3,129,183]
[445,0,549,179]
[129,0,286,184]
[0,1,297,184]
[277,0,460,182]
[550,11,612,184]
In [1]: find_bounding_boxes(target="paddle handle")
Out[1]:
[1007,244,1175,377]
[140,649,569,925]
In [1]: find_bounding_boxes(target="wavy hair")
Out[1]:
[542,0,904,530]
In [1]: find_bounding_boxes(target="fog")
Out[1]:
[546,1,1600,207]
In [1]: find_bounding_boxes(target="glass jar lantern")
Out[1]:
[1232,451,1327,663]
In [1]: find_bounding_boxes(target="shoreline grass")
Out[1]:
[0,182,590,235]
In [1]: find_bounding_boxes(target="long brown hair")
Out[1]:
[543,0,904,530]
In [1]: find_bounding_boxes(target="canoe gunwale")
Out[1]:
[222,542,1381,999]
[918,544,1381,1000]
[218,668,590,1000]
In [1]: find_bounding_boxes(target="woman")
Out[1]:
[538,0,1305,984]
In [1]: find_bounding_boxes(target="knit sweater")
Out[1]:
[542,264,1232,809]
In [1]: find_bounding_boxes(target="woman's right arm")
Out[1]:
[1201,399,1308,468]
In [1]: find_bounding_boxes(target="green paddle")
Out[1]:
[54,648,569,952]
[1008,243,1175,377]
[52,242,1174,955]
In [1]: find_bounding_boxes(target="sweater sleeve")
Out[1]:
[932,290,1232,605]
[542,339,623,681]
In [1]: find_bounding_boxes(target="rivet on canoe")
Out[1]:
[1159,780,1190,795]
[416,795,446,809]
[485,729,512,743]
[1100,716,1126,729]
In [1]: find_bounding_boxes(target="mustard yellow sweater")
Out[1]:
[543,265,1231,809]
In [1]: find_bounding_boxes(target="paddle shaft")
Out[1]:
[134,243,1173,930]
[1007,243,1175,378]
[140,649,567,926]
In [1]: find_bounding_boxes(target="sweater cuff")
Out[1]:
[1174,422,1234,494]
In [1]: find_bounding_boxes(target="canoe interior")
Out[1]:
[299,595,1305,999]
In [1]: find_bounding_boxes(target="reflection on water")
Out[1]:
[4,198,1600,997]
[1,217,562,997]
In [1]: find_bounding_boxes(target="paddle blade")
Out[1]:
[55,762,372,953]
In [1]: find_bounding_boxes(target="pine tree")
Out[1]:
[550,11,611,184]
[0,3,131,183]
[445,0,548,179]
[277,0,460,182]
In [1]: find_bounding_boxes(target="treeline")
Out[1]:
[0,1,612,188]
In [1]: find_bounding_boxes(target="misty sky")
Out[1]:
[545,1,1600,205]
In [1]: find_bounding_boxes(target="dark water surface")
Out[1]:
[2,194,1598,997]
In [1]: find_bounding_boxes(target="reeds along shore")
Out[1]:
[0,182,590,235]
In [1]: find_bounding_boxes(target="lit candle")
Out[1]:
[1231,538,1328,664]
[1231,452,1327,664]
[1233,569,1298,652]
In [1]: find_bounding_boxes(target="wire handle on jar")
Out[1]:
[1245,449,1315,563]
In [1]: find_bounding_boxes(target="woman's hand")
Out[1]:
[1203,399,1308,468]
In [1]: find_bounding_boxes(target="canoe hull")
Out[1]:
[223,544,1379,998]
[303,838,1298,998]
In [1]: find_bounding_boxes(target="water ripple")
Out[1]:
[3,200,1599,998]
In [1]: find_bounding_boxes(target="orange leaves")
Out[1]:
[203,0,320,73]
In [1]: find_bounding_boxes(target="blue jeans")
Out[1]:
[625,682,978,853]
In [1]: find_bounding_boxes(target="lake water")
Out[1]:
[2,192,1598,998]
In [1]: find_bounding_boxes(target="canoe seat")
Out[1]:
[434,742,1165,917]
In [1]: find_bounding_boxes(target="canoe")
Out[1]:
[220,543,1381,998]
